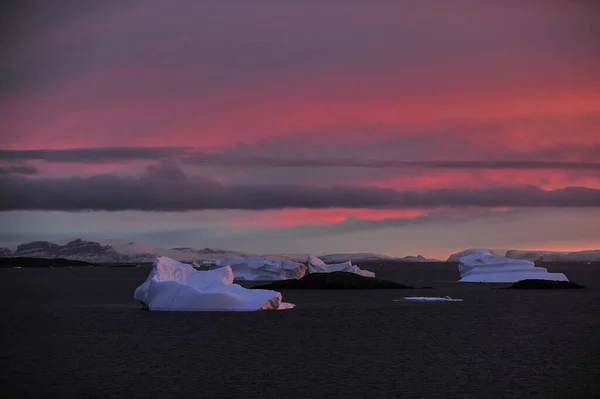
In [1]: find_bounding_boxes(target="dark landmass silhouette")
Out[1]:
[251,271,416,289]
[507,279,585,289]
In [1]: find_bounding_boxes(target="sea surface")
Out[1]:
[1,262,599,398]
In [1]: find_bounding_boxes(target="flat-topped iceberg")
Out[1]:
[216,257,307,280]
[307,255,375,278]
[448,248,600,262]
[134,256,295,311]
[458,251,568,283]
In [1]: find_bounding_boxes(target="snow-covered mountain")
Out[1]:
[5,238,596,264]
[1,238,436,264]
[5,238,251,263]
[0,247,12,257]
[95,239,252,263]
[533,250,600,262]
[12,239,114,261]
[397,255,440,262]
[448,248,600,262]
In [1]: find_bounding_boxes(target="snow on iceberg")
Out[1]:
[216,257,307,281]
[317,253,396,263]
[398,296,463,302]
[134,256,295,311]
[449,248,600,262]
[458,251,569,283]
[307,255,375,278]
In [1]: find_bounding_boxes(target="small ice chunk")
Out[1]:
[397,296,463,302]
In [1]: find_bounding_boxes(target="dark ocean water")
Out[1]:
[1,262,599,398]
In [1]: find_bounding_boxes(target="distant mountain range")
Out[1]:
[0,238,439,264]
[0,239,597,264]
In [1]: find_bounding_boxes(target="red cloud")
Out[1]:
[2,52,599,151]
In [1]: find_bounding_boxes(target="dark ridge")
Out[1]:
[0,247,12,256]
[103,263,143,268]
[250,271,416,290]
[96,262,153,267]
[507,279,586,289]
[0,257,96,267]
[533,261,600,267]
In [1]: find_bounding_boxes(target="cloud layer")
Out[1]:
[0,164,38,176]
[3,146,600,170]
[0,147,187,163]
[2,165,599,211]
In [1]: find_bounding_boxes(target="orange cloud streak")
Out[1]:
[217,208,429,228]
[367,169,600,191]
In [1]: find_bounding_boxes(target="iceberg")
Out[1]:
[458,251,569,283]
[134,256,295,311]
[307,255,375,278]
[216,257,307,280]
[448,248,600,262]
[398,296,463,302]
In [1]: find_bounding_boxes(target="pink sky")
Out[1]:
[1,1,599,257]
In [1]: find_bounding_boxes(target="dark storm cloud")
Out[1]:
[0,147,190,163]
[3,146,600,171]
[0,164,38,176]
[187,156,600,171]
[1,165,599,211]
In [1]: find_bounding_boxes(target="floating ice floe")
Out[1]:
[216,257,307,281]
[458,251,568,283]
[134,256,295,311]
[307,255,375,278]
[397,296,463,302]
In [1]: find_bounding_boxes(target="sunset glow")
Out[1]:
[1,2,599,257]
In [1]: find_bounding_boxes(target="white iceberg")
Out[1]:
[216,257,307,281]
[307,255,375,278]
[458,251,569,283]
[447,248,506,262]
[398,296,463,302]
[317,253,397,263]
[134,256,295,311]
[511,249,600,262]
[448,248,600,262]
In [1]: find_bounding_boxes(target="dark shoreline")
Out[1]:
[0,257,152,268]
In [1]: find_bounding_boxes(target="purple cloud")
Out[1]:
[1,165,599,211]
